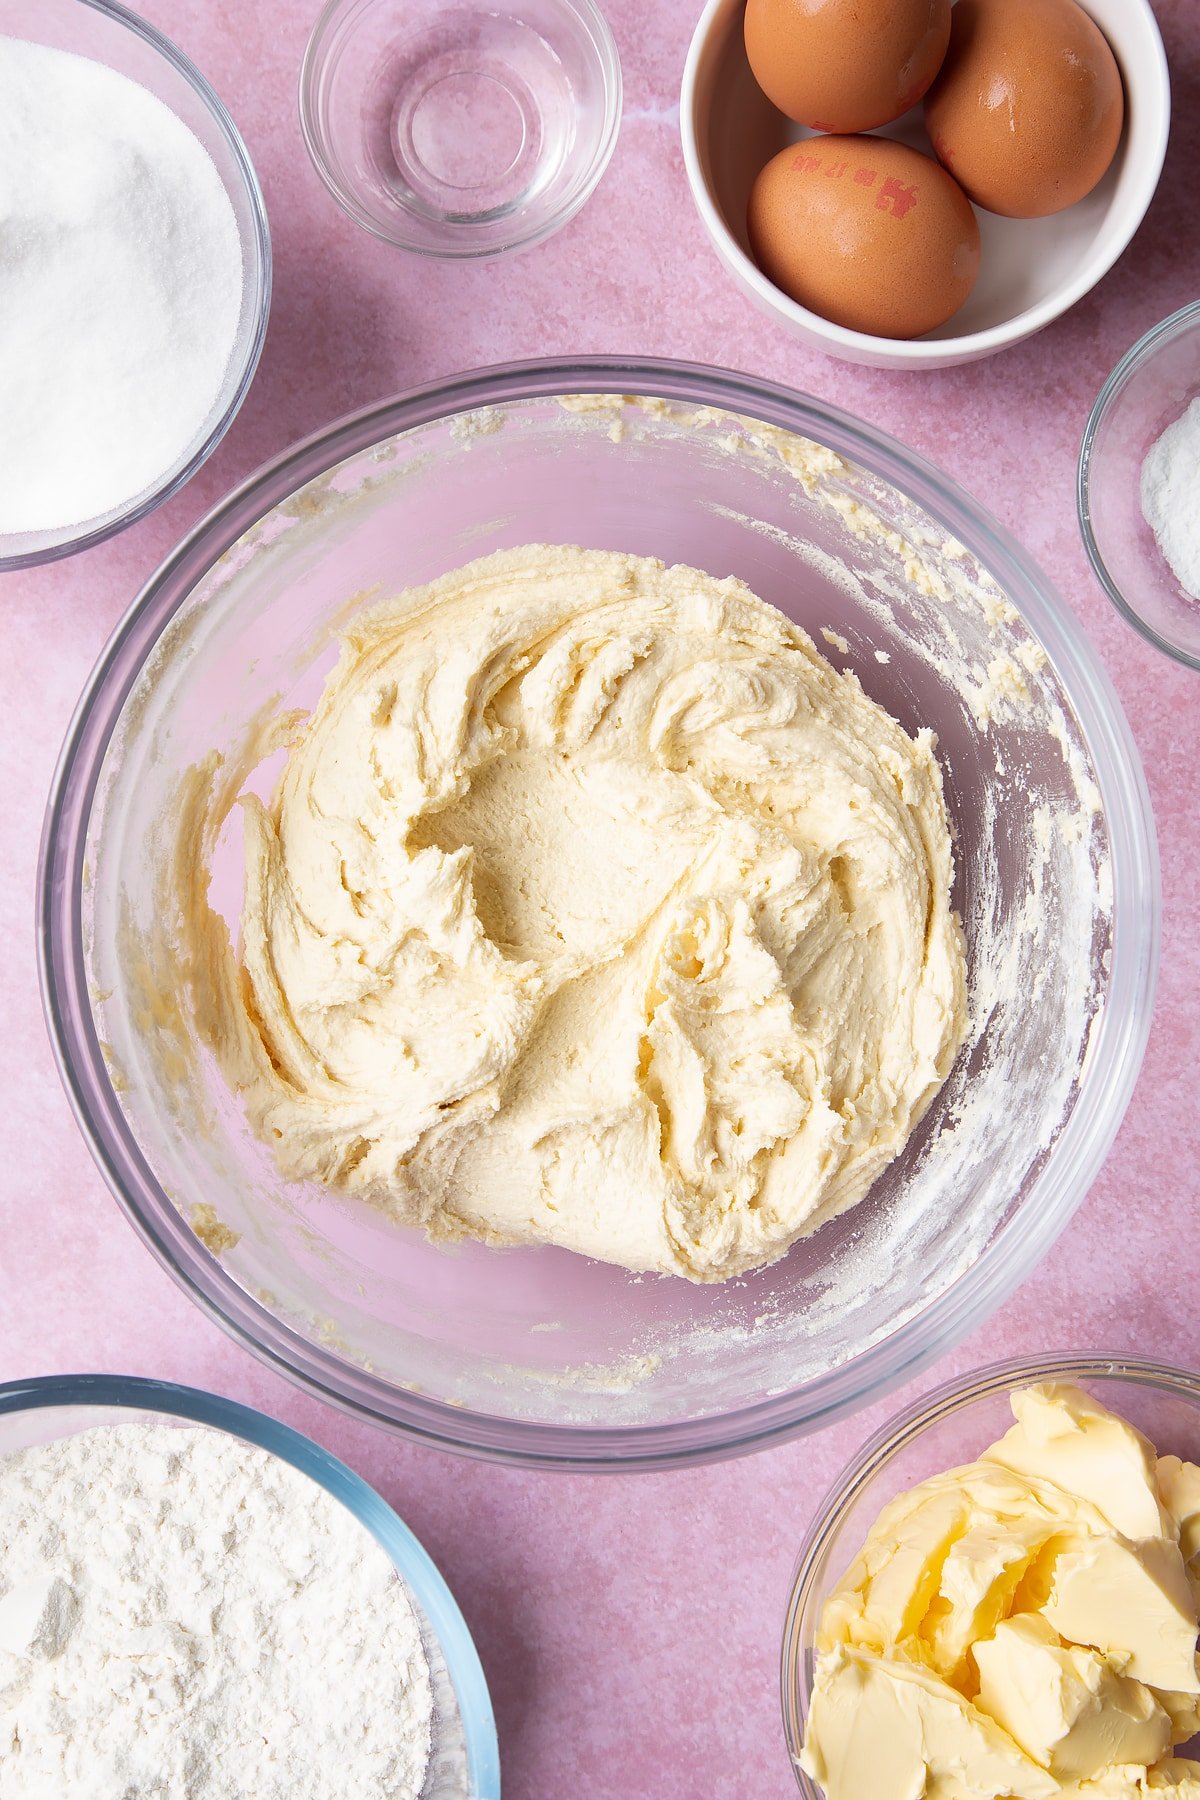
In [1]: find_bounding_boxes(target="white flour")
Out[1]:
[1141,395,1200,599]
[0,36,244,537]
[0,1423,433,1798]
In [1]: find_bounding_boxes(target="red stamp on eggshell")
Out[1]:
[876,177,917,218]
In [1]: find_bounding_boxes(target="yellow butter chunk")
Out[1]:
[801,1386,1200,1800]
[1154,1684,1200,1743]
[1058,1769,1200,1800]
[1055,1772,1151,1798]
[818,1466,1107,1663]
[1158,1459,1200,1568]
[922,1522,1052,1686]
[1041,1533,1199,1693]
[1145,1763,1200,1793]
[818,1485,973,1655]
[984,1385,1170,1543]
[974,1613,1172,1780]
[799,1645,1058,1800]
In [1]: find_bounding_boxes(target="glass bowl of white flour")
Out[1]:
[0,1374,499,1798]
[0,0,271,570]
[1079,298,1200,671]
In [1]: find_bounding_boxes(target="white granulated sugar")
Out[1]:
[1141,395,1200,600]
[0,36,244,537]
[0,1423,433,1798]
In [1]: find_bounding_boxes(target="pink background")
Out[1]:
[3,2,1198,1794]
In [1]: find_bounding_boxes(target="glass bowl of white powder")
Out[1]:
[1079,299,1200,671]
[0,1374,500,1798]
[39,357,1158,1471]
[0,0,271,571]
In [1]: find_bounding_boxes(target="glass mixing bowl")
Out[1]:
[39,358,1158,1471]
[0,1374,499,1798]
[0,0,272,572]
[781,1355,1200,1794]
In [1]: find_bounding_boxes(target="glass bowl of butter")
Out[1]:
[784,1355,1200,1798]
[39,359,1157,1471]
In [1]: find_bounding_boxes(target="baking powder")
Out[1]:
[0,36,244,538]
[1140,395,1200,601]
[0,1423,433,1797]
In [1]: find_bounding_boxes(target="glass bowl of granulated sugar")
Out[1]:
[1080,298,1200,671]
[0,1375,500,1799]
[0,0,271,571]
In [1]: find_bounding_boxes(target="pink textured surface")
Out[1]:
[2,2,1199,1794]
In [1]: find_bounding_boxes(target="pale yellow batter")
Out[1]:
[192,545,967,1282]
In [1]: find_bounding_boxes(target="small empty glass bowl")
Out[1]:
[0,1375,500,1800]
[299,0,621,257]
[0,0,271,571]
[781,1354,1200,1794]
[1079,300,1200,670]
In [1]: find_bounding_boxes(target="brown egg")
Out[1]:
[924,0,1124,218]
[747,135,980,339]
[744,0,951,134]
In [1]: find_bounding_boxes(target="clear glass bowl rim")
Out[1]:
[0,0,273,573]
[780,1351,1200,1793]
[0,1371,500,1799]
[297,0,623,259]
[38,354,1160,1473]
[1077,296,1200,673]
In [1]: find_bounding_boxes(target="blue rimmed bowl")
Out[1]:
[0,1374,500,1799]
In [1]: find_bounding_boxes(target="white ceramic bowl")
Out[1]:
[680,0,1169,371]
